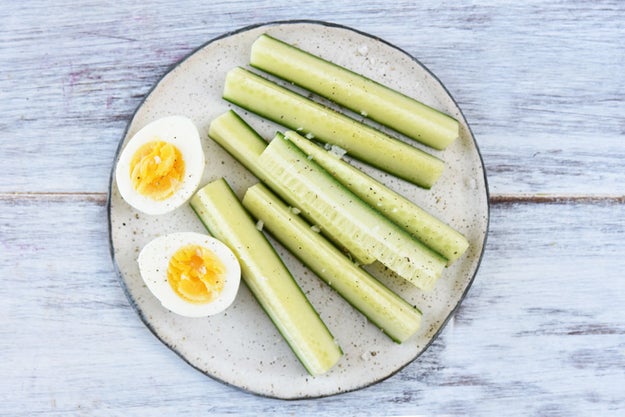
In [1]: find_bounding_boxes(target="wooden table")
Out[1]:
[2,1,623,415]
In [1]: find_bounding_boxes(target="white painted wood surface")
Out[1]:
[1,1,624,416]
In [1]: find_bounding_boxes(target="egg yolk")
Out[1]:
[167,245,225,304]
[129,140,185,201]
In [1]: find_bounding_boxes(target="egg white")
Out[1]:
[138,232,241,317]
[115,115,205,215]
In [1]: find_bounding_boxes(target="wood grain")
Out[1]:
[1,0,624,415]
[1,198,623,416]
[1,0,623,195]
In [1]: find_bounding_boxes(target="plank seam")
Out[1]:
[1,192,623,205]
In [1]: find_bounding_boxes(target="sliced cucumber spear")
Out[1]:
[250,34,459,150]
[222,67,444,189]
[190,178,342,376]
[243,183,423,343]
[208,110,374,265]
[283,130,469,264]
[258,133,447,291]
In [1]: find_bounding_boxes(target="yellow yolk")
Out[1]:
[167,245,226,304]
[129,140,185,201]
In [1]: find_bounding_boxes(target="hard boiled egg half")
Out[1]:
[115,115,205,215]
[138,232,241,317]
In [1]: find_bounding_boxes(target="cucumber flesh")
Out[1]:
[243,183,422,343]
[190,178,342,376]
[250,34,459,150]
[208,110,267,165]
[258,133,447,291]
[284,130,469,264]
[208,111,374,265]
[222,67,444,189]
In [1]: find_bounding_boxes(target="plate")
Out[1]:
[108,20,489,399]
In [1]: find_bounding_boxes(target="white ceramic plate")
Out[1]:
[108,20,489,399]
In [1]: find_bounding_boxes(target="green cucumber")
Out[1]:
[208,110,267,166]
[258,133,447,291]
[190,178,342,376]
[208,111,375,265]
[283,130,469,264]
[250,34,459,150]
[243,183,422,343]
[222,67,444,189]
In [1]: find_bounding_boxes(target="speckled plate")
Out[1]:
[108,20,489,399]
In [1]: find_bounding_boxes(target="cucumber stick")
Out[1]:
[284,130,469,264]
[250,34,459,150]
[190,178,342,376]
[243,183,422,343]
[209,111,374,265]
[258,134,447,291]
[208,110,267,167]
[222,67,444,189]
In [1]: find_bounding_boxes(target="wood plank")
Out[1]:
[1,0,624,415]
[1,1,623,195]
[1,196,623,415]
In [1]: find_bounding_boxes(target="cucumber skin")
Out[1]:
[284,130,469,264]
[222,67,444,189]
[243,183,422,343]
[250,34,459,150]
[259,133,447,291]
[190,178,342,376]
[208,111,375,265]
[208,110,267,162]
